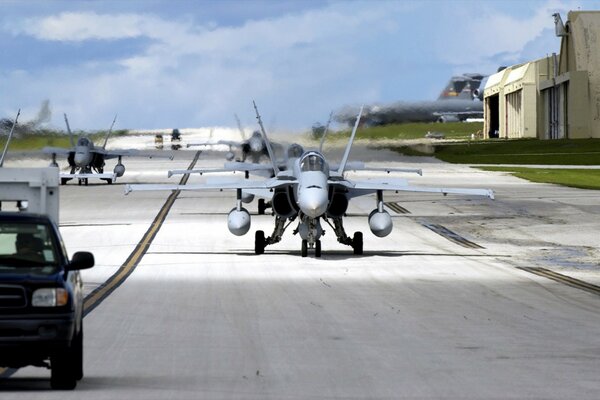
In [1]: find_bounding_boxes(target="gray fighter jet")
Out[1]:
[335,73,486,126]
[44,114,171,185]
[125,102,493,257]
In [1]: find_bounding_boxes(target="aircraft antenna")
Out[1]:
[64,113,76,147]
[0,109,20,167]
[318,111,333,153]
[234,113,246,140]
[252,100,279,175]
[337,105,363,175]
[102,114,118,149]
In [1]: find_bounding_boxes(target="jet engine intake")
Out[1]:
[227,207,251,236]
[114,163,126,177]
[241,191,254,204]
[368,210,393,237]
[271,188,297,218]
[327,191,348,217]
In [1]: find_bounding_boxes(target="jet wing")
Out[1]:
[97,149,173,160]
[332,178,494,199]
[186,140,241,148]
[168,162,274,178]
[330,161,422,176]
[42,147,72,155]
[125,177,294,195]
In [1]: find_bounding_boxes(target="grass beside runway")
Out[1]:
[479,167,600,190]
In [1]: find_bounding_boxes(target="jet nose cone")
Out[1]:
[74,152,89,166]
[249,139,263,153]
[299,189,328,218]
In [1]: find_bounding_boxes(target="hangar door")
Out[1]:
[505,90,522,138]
[543,83,567,139]
[485,95,499,138]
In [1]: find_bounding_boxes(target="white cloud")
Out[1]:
[2,0,586,130]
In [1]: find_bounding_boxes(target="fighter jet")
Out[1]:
[44,114,171,185]
[125,102,493,257]
[335,73,486,126]
[186,114,282,163]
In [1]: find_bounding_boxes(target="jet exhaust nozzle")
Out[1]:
[228,207,251,236]
[368,210,393,237]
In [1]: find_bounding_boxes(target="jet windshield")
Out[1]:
[77,138,90,146]
[0,222,60,273]
[300,154,325,172]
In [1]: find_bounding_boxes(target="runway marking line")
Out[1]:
[384,202,410,214]
[83,151,201,316]
[518,267,600,297]
[420,222,484,249]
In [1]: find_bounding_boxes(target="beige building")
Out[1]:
[484,11,600,140]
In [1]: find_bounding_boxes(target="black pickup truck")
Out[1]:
[0,212,94,390]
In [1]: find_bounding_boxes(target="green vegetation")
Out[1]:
[327,121,483,141]
[480,167,600,190]
[0,129,130,150]
[390,138,600,165]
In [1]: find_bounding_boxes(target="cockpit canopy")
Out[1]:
[300,153,325,172]
[77,137,91,147]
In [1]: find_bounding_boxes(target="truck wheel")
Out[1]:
[74,327,84,380]
[50,349,77,390]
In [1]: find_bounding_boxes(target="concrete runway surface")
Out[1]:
[1,144,600,399]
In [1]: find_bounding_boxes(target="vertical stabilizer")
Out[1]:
[102,114,118,149]
[337,105,363,175]
[252,101,279,175]
[318,111,333,153]
[64,114,76,147]
[0,109,20,167]
[234,113,246,140]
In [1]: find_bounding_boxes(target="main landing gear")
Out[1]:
[253,215,364,257]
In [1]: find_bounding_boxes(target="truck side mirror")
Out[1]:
[68,252,95,270]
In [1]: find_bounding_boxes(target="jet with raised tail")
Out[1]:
[126,102,493,257]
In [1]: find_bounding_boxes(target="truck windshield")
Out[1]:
[0,222,60,273]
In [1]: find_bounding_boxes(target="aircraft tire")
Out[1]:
[61,178,69,185]
[258,199,266,215]
[84,179,89,186]
[352,232,363,255]
[301,240,308,257]
[255,230,265,255]
[315,240,322,258]
[106,178,113,185]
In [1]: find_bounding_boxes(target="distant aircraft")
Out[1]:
[126,102,494,257]
[44,114,171,185]
[335,73,486,126]
[186,114,281,163]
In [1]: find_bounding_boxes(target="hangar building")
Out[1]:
[483,11,600,140]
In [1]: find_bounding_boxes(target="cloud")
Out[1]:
[1,0,584,130]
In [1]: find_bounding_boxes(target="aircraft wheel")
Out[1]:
[258,199,266,215]
[301,240,308,258]
[106,178,113,185]
[84,178,89,186]
[77,179,82,186]
[315,240,322,258]
[61,178,69,185]
[255,230,265,255]
[352,232,363,255]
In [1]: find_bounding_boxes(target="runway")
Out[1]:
[1,146,600,399]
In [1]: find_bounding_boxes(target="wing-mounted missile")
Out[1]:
[0,109,20,167]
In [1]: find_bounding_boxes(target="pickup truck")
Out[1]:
[0,212,94,390]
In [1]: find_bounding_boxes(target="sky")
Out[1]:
[1,0,599,131]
